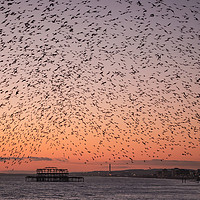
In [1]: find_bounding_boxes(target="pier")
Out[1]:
[25,167,84,182]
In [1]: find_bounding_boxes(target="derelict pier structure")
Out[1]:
[25,167,84,182]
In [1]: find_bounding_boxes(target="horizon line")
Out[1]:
[1,166,199,174]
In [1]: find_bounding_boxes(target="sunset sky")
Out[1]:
[0,0,199,173]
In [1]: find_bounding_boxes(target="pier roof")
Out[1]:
[36,167,69,174]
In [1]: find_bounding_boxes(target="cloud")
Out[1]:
[0,156,69,162]
[153,159,200,167]
[1,157,199,169]
[28,157,53,161]
[27,157,69,162]
[0,157,21,161]
[0,156,53,162]
[55,158,69,162]
[108,159,200,169]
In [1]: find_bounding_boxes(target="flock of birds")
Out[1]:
[0,0,199,169]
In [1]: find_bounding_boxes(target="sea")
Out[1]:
[0,175,199,200]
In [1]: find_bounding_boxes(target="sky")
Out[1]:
[0,0,199,173]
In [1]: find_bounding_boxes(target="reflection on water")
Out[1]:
[0,175,199,200]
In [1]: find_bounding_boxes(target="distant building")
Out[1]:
[172,168,190,178]
[109,164,111,174]
[157,168,196,179]
[162,169,172,178]
[196,169,200,181]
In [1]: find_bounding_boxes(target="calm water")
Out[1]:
[0,175,199,200]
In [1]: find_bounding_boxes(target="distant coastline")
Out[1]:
[70,168,200,181]
[1,168,200,181]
